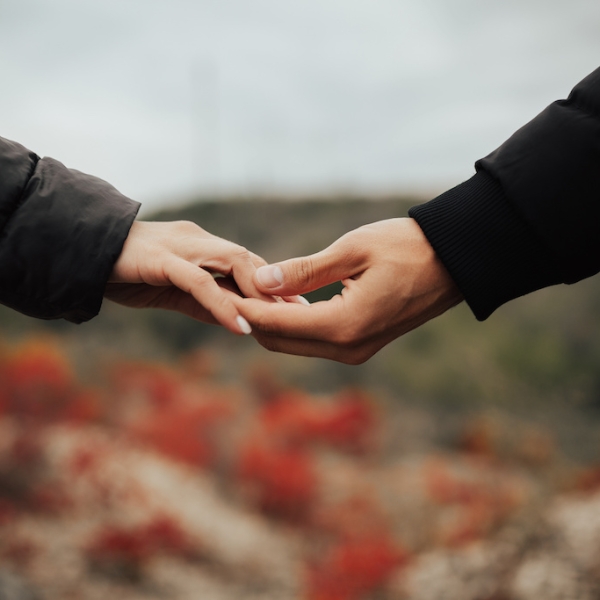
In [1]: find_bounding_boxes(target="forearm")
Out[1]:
[0,136,140,323]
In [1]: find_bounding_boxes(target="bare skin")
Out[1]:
[105,220,276,335]
[234,218,464,363]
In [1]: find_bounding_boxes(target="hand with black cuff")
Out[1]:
[233,218,463,363]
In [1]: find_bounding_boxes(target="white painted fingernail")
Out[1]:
[298,295,310,306]
[236,315,252,335]
[256,265,283,289]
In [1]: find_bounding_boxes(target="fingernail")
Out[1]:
[256,265,283,289]
[236,315,252,335]
[298,295,310,306]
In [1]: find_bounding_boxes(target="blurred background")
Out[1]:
[2,1,600,599]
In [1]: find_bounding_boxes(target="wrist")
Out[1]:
[404,217,464,308]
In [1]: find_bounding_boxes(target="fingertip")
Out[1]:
[236,315,252,335]
[283,295,310,306]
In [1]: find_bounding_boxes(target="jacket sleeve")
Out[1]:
[0,136,140,323]
[409,67,600,320]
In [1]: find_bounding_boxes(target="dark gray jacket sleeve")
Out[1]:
[0,136,140,323]
[409,67,600,320]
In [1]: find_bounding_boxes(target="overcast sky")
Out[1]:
[1,0,599,210]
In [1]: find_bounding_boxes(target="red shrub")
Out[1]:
[29,483,72,515]
[0,499,16,526]
[68,446,102,478]
[317,390,376,454]
[458,418,495,457]
[237,438,317,521]
[306,534,409,600]
[61,389,105,424]
[86,515,196,580]
[0,340,75,424]
[87,524,151,580]
[310,496,389,539]
[572,466,600,494]
[142,515,195,557]
[1,536,39,568]
[131,400,233,468]
[257,389,376,455]
[259,390,320,446]
[8,432,44,468]
[110,362,182,409]
[425,461,522,547]
[425,462,482,506]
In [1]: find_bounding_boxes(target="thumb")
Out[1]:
[254,244,360,296]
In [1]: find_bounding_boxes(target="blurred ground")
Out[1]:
[2,337,600,600]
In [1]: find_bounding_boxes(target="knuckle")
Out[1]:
[186,270,216,297]
[174,220,200,235]
[231,244,251,261]
[293,258,316,287]
[188,267,211,287]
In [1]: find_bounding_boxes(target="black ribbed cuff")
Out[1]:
[408,171,561,320]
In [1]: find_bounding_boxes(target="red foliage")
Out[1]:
[0,498,17,526]
[8,432,44,468]
[257,388,376,454]
[310,496,389,539]
[69,446,102,478]
[237,437,317,521]
[0,340,75,424]
[306,534,409,600]
[259,390,320,446]
[131,400,233,468]
[87,525,151,575]
[425,461,521,547]
[142,515,195,556]
[572,466,600,494]
[110,362,182,409]
[1,537,39,568]
[86,514,196,576]
[317,390,376,454]
[458,418,494,457]
[29,483,72,515]
[61,389,105,424]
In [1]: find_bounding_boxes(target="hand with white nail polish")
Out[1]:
[105,220,275,335]
[234,218,464,361]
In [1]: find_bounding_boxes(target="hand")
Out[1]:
[105,220,274,335]
[234,218,463,363]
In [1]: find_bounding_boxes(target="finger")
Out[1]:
[226,251,307,304]
[250,331,378,365]
[253,242,365,297]
[153,288,221,324]
[282,295,311,306]
[166,258,252,335]
[234,294,360,343]
[105,283,221,325]
[194,240,277,303]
